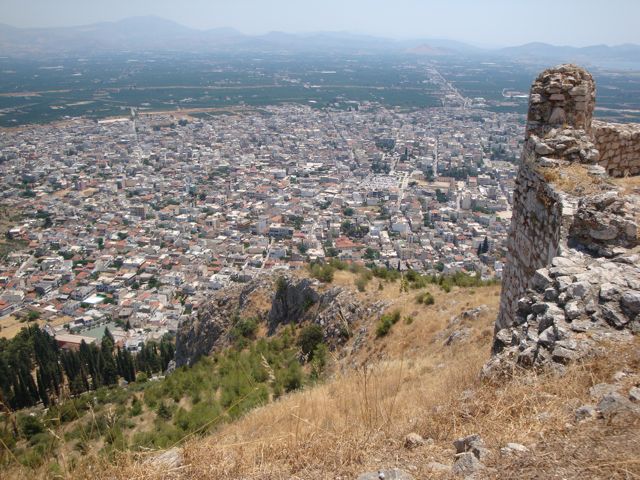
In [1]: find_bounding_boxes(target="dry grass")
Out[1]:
[612,174,640,195]
[6,281,640,479]
[538,163,610,196]
[0,314,71,340]
[85,337,638,480]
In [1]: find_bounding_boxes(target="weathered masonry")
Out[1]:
[488,65,640,372]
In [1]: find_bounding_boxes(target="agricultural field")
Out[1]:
[434,57,640,122]
[0,53,443,126]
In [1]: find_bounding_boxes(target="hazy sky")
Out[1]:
[2,0,639,47]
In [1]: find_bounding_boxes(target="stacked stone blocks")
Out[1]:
[491,64,640,370]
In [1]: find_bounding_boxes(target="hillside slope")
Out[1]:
[59,274,640,479]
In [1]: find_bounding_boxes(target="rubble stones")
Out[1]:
[600,283,619,301]
[621,291,640,314]
[564,300,583,320]
[404,432,425,449]
[566,281,589,299]
[532,269,553,292]
[357,469,415,480]
[452,452,484,477]
[575,405,597,421]
[145,447,184,469]
[500,443,529,455]
[453,434,490,461]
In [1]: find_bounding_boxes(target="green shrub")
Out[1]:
[276,276,287,294]
[282,361,303,392]
[18,415,45,439]
[130,397,143,417]
[297,324,324,360]
[156,401,174,420]
[310,343,329,380]
[328,258,348,270]
[309,262,335,283]
[376,310,401,338]
[355,275,369,292]
[415,291,435,305]
[232,317,258,340]
[376,317,394,337]
[371,267,401,282]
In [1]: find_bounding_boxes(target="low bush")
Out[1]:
[297,324,324,360]
[415,291,435,305]
[376,310,401,337]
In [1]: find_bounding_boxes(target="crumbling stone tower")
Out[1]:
[490,65,640,370]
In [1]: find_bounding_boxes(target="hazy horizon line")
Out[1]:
[2,15,638,50]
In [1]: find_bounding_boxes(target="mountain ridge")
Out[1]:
[1,15,639,66]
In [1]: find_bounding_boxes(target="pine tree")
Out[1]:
[482,236,490,254]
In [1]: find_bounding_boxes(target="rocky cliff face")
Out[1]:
[174,277,271,367]
[267,275,388,345]
[175,274,387,367]
[487,64,640,375]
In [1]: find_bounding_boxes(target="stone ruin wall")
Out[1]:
[593,121,640,176]
[493,64,640,357]
[496,65,596,333]
[495,153,575,333]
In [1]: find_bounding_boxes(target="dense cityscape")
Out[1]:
[2,0,640,477]
[0,92,523,347]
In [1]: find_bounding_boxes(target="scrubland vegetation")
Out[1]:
[0,317,330,473]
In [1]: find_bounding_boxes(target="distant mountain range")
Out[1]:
[1,16,639,69]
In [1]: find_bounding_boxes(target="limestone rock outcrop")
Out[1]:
[175,274,387,367]
[174,277,270,367]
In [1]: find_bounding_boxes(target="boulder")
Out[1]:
[532,268,553,291]
[404,432,425,449]
[500,443,529,455]
[564,300,583,320]
[575,405,596,421]
[597,392,639,417]
[145,447,184,469]
[453,433,490,461]
[452,452,484,477]
[621,291,640,314]
[357,469,414,480]
[589,383,619,399]
[566,281,590,300]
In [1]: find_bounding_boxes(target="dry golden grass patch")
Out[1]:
[539,163,610,196]
[1,315,72,340]
[612,174,640,195]
[86,336,638,480]
[81,330,639,480]
[8,280,639,480]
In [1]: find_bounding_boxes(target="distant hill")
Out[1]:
[0,16,478,57]
[0,16,639,68]
[0,17,246,55]
[406,43,451,56]
[497,42,640,69]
